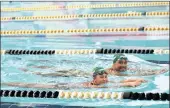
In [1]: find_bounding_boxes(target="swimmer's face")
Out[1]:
[114,59,127,72]
[94,73,108,85]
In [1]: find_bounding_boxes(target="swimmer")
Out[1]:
[2,67,146,89]
[106,54,168,76]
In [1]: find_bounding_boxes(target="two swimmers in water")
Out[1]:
[2,54,168,89]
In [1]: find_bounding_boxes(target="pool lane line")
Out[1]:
[1,26,169,36]
[0,49,169,55]
[1,11,169,22]
[0,90,169,101]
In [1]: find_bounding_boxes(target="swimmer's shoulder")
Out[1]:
[81,82,96,88]
[105,68,111,73]
[105,68,117,75]
[82,82,89,86]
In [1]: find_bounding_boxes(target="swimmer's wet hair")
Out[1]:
[113,54,128,64]
[93,67,107,78]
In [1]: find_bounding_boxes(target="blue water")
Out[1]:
[1,2,169,108]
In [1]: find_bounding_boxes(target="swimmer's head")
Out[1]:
[112,54,128,72]
[92,67,108,85]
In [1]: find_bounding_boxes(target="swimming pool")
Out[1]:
[1,1,169,108]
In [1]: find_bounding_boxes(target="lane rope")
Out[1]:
[1,12,169,21]
[0,49,169,55]
[0,90,169,101]
[1,26,169,36]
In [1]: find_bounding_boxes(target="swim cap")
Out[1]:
[113,54,128,64]
[93,67,107,78]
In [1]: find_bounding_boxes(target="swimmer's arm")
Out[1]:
[114,82,141,87]
[120,79,137,83]
[89,82,137,88]
[93,84,134,88]
[95,83,139,88]
[109,78,146,83]
[119,83,135,87]
[120,78,146,83]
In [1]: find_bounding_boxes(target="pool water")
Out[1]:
[1,1,169,108]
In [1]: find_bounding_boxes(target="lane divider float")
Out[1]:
[0,90,169,101]
[0,49,169,55]
[1,27,169,36]
[1,12,169,21]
